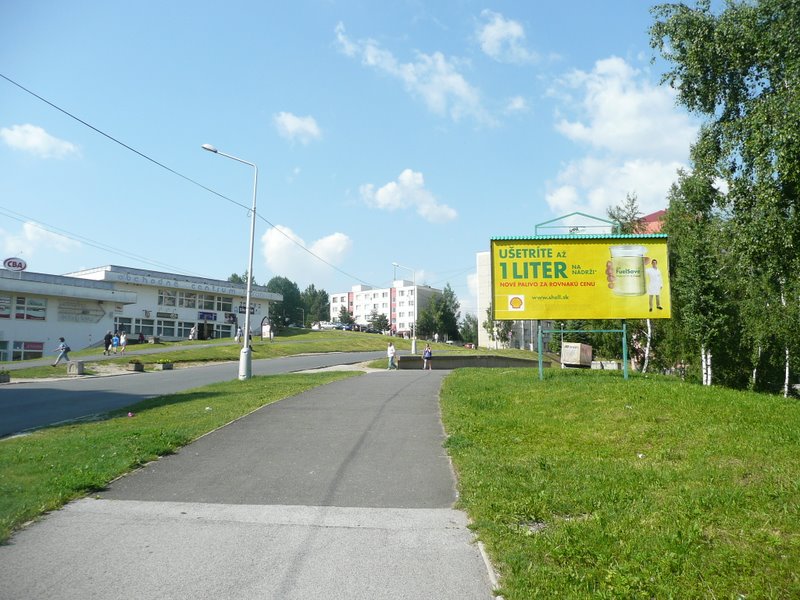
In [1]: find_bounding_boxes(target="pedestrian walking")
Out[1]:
[52,337,70,366]
[387,342,397,370]
[235,326,242,343]
[119,332,127,354]
[103,331,113,355]
[111,332,120,354]
[422,343,432,370]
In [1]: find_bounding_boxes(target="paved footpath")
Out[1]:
[0,370,497,599]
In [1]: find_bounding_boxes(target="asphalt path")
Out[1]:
[0,370,497,599]
[0,351,386,438]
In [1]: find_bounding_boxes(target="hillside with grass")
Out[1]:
[441,369,800,599]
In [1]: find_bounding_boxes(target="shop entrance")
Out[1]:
[198,321,215,340]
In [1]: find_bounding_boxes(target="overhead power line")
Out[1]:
[0,72,375,287]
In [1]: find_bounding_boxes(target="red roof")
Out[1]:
[641,209,665,233]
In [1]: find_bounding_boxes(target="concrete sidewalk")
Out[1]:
[0,370,498,599]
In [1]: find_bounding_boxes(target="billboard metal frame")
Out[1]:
[494,214,671,380]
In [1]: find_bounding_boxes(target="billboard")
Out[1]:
[491,235,671,320]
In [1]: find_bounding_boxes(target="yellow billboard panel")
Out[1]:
[491,236,671,320]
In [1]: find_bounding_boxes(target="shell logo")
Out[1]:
[3,257,27,271]
[508,295,524,311]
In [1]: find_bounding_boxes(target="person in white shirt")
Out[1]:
[646,259,664,312]
[387,342,397,370]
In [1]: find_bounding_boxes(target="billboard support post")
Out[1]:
[622,320,629,380]
[537,321,544,379]
[537,324,630,380]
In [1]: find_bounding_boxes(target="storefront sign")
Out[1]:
[198,311,217,321]
[156,312,178,319]
[3,257,27,271]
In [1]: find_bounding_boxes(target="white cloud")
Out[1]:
[335,22,494,126]
[273,112,322,144]
[477,10,538,64]
[1,221,81,257]
[0,124,79,159]
[546,57,698,217]
[261,225,352,288]
[505,95,528,113]
[554,57,696,157]
[360,169,457,223]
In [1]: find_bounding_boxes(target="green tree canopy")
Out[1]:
[459,313,478,345]
[266,276,302,326]
[651,0,800,394]
[300,284,330,323]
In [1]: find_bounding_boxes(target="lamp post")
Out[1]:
[392,262,417,354]
[297,307,305,328]
[202,143,258,380]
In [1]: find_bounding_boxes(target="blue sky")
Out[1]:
[0,1,700,317]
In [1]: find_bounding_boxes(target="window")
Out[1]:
[0,340,7,361]
[177,321,194,338]
[134,318,155,336]
[157,319,176,337]
[0,295,10,319]
[114,317,132,334]
[158,289,177,307]
[12,341,44,361]
[216,296,233,312]
[178,291,196,308]
[15,296,46,320]
[198,294,215,310]
[214,324,232,338]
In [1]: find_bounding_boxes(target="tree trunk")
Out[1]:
[701,345,713,386]
[642,319,652,374]
[752,345,761,388]
[707,349,713,386]
[701,345,707,386]
[784,346,790,399]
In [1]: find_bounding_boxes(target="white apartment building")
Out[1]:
[330,280,442,336]
[0,265,282,362]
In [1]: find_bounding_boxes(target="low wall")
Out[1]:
[397,354,549,370]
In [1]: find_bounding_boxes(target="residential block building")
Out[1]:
[330,280,442,336]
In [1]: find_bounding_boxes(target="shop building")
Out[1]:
[0,265,281,362]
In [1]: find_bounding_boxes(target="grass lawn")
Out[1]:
[0,371,359,542]
[5,329,536,379]
[440,369,800,599]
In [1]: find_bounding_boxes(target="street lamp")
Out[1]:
[202,143,258,380]
[297,307,305,328]
[392,262,417,354]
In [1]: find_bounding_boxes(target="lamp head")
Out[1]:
[201,144,218,153]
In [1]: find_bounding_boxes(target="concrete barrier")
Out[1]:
[397,354,548,370]
[67,361,84,376]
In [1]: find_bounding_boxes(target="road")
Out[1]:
[0,369,497,599]
[0,351,386,438]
